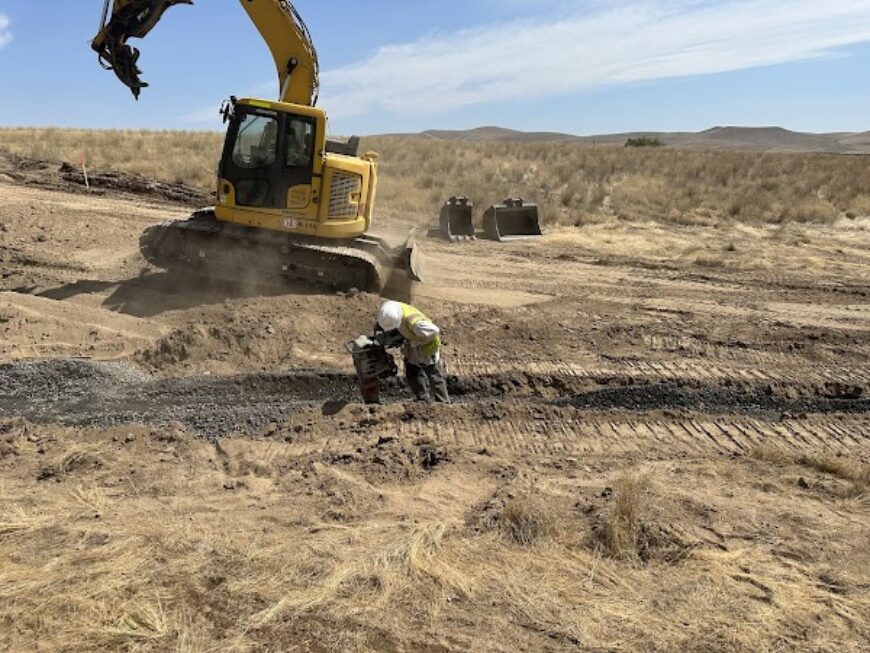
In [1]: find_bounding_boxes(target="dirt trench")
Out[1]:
[2,358,867,439]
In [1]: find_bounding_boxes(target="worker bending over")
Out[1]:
[377,301,450,403]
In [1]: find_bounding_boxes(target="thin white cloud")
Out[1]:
[180,105,222,124]
[321,0,870,118]
[0,14,12,48]
[181,81,275,126]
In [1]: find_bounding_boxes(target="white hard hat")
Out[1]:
[377,301,403,331]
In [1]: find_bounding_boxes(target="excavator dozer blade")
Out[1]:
[483,198,543,242]
[404,233,426,282]
[439,196,475,241]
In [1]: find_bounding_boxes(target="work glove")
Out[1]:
[373,327,405,349]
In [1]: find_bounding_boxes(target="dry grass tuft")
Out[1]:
[752,446,869,484]
[796,454,870,486]
[102,597,169,643]
[751,446,869,498]
[593,474,649,559]
[749,445,793,466]
[591,474,697,563]
[466,489,555,547]
[499,497,553,546]
[36,448,107,483]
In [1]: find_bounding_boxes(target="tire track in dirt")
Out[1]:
[391,410,869,457]
[0,360,867,448]
[454,355,870,386]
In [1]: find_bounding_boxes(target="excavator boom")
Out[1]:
[93,0,319,106]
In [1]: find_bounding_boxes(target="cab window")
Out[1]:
[232,113,278,170]
[286,116,315,168]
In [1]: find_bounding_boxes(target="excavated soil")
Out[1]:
[0,152,209,205]
[0,150,868,652]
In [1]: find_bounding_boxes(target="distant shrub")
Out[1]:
[625,137,664,148]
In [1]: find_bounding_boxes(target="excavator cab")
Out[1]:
[218,99,317,210]
[213,97,379,244]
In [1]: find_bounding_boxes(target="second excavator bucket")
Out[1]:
[483,198,543,242]
[439,196,475,241]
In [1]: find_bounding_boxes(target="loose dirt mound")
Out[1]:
[0,291,167,360]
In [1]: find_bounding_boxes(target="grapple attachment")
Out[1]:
[483,198,543,241]
[92,0,193,99]
[439,196,475,241]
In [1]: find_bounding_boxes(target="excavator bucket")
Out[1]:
[483,198,543,242]
[439,196,475,241]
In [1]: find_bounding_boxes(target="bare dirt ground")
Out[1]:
[0,153,868,652]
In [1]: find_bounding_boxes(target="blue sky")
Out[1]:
[0,0,869,135]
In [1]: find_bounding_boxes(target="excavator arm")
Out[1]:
[92,0,320,106]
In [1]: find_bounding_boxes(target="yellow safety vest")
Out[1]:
[397,302,442,358]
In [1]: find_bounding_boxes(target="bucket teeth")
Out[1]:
[440,196,476,242]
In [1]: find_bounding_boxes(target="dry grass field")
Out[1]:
[2,417,867,652]
[0,128,223,190]
[364,136,870,227]
[0,130,868,652]
[2,128,869,227]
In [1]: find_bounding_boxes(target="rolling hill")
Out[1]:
[386,125,870,153]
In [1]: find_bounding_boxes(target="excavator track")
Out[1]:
[139,209,417,292]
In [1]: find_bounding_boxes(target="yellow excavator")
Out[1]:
[92,0,422,291]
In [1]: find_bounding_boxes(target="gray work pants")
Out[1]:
[405,361,450,403]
